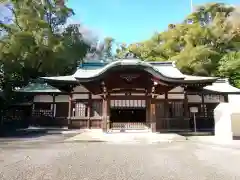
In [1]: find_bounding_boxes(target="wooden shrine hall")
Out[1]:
[19,55,240,132]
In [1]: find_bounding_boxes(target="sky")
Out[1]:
[67,0,239,44]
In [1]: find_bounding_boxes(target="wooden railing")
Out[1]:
[111,122,149,130]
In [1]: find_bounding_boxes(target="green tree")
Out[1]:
[102,37,114,60]
[0,0,91,103]
[115,3,240,87]
[218,52,240,87]
[0,0,90,87]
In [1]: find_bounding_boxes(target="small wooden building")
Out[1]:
[22,56,240,132]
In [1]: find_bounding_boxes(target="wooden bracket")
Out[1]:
[101,81,108,99]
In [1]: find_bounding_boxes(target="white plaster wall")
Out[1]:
[188,95,224,103]
[110,93,125,96]
[169,86,184,93]
[205,95,224,103]
[132,93,145,96]
[188,95,201,103]
[72,93,89,100]
[73,85,89,93]
[230,104,240,137]
[92,94,102,99]
[156,93,184,99]
[228,94,240,104]
[168,94,184,99]
[55,95,69,102]
[156,94,164,99]
[34,95,53,102]
[231,113,240,137]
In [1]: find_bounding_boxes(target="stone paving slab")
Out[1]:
[187,135,240,149]
[65,131,186,143]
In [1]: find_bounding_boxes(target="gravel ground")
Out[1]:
[0,140,240,180]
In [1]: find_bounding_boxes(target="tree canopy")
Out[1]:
[115,3,240,87]
[0,0,91,91]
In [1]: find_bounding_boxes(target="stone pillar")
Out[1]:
[150,98,156,132]
[214,103,233,143]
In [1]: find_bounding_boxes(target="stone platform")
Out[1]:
[65,130,186,143]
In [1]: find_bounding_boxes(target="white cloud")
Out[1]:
[65,18,106,44]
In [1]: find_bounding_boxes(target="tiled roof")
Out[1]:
[203,79,240,93]
[16,82,62,93]
[41,59,218,83]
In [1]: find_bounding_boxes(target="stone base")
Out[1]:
[214,132,233,144]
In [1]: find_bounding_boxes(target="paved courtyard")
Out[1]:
[1,137,240,180]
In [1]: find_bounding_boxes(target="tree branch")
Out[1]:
[6,6,23,31]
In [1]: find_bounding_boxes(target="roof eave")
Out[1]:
[181,78,219,84]
[203,89,240,94]
[40,77,79,84]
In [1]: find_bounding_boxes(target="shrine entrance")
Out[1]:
[109,99,148,130]
[110,108,146,123]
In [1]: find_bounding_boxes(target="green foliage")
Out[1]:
[0,0,91,104]
[115,3,240,88]
[218,52,240,87]
[103,37,114,58]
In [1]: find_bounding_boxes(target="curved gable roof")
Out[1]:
[73,59,185,82]
[41,59,218,84]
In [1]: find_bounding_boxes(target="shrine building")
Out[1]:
[19,55,240,132]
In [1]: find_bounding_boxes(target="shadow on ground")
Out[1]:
[177,131,214,137]
[0,129,52,139]
[0,126,78,139]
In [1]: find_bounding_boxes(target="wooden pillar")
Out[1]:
[52,94,56,118]
[164,92,169,117]
[146,98,150,125]
[201,93,205,117]
[150,98,156,132]
[106,98,110,130]
[87,93,92,129]
[164,92,169,130]
[68,94,73,126]
[183,91,190,130]
[224,94,229,102]
[184,91,188,118]
[102,97,108,132]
